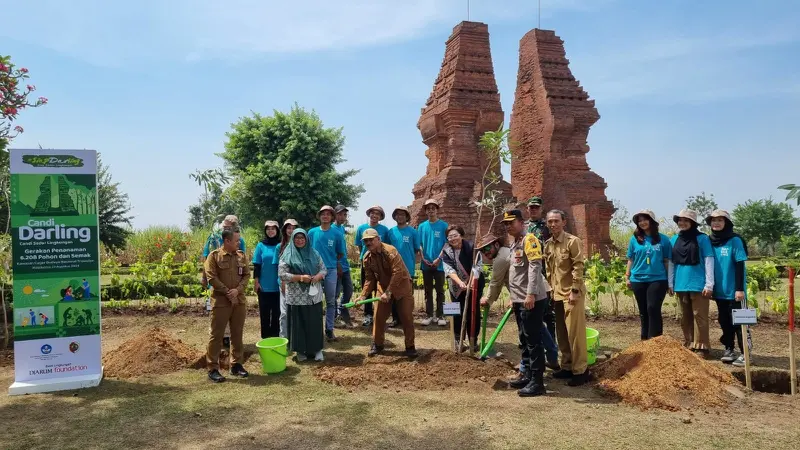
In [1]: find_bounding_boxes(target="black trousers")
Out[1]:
[422,270,446,318]
[543,294,557,346]
[631,280,668,340]
[257,290,281,339]
[360,266,375,317]
[520,299,547,379]
[716,299,744,352]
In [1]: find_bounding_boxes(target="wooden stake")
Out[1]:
[741,324,752,390]
[790,267,797,395]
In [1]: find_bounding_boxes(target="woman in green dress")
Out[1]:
[278,228,327,362]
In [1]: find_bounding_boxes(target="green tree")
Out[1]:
[779,183,800,206]
[686,191,718,231]
[218,105,364,226]
[98,155,134,251]
[732,198,799,256]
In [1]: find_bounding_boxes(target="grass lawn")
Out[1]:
[2,299,799,450]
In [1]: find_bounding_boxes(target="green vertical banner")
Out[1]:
[8,149,102,395]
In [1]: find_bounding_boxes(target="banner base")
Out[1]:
[8,369,103,396]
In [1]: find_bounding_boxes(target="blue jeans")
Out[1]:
[335,271,353,321]
[542,326,558,364]
[323,270,338,332]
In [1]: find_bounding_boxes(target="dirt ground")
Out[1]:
[1,307,799,450]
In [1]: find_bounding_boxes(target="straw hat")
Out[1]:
[705,209,733,226]
[632,209,658,225]
[476,233,500,249]
[366,205,386,220]
[673,209,699,225]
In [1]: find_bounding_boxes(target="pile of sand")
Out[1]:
[593,335,738,411]
[103,327,205,378]
[313,349,516,390]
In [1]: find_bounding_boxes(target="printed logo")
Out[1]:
[22,155,84,168]
[434,231,441,238]
[721,247,730,257]
[652,244,661,251]
[69,341,80,353]
[403,236,410,243]
[40,344,52,355]
[328,239,334,247]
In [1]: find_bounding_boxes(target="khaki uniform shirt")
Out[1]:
[507,233,551,303]
[204,248,251,307]
[361,243,412,300]
[544,232,585,301]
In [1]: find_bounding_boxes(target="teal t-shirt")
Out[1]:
[387,225,421,276]
[355,223,389,261]
[252,242,280,292]
[670,233,713,292]
[331,223,351,272]
[626,234,671,282]
[418,219,448,272]
[308,226,346,270]
[203,233,245,258]
[712,237,748,300]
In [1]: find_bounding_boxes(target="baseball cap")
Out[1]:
[527,196,543,206]
[334,205,348,214]
[361,228,380,241]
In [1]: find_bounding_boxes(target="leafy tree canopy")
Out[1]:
[98,155,134,251]
[733,197,799,255]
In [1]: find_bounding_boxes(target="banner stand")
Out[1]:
[9,371,102,396]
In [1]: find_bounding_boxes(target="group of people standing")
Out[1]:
[625,208,751,367]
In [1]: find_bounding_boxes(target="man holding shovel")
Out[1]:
[355,228,418,358]
[500,209,551,397]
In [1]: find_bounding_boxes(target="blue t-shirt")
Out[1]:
[418,219,448,272]
[712,237,748,300]
[331,223,351,272]
[387,225,421,276]
[355,223,389,261]
[252,242,280,292]
[626,234,672,283]
[203,232,246,258]
[308,226,346,270]
[670,233,714,293]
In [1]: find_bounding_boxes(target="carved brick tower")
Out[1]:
[409,21,514,240]
[509,29,614,256]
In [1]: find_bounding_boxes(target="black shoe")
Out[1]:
[222,336,231,348]
[518,380,546,397]
[208,369,226,383]
[567,370,590,387]
[553,369,573,379]
[325,329,338,342]
[405,346,418,358]
[509,374,531,389]
[368,344,384,357]
[545,360,561,371]
[230,363,249,378]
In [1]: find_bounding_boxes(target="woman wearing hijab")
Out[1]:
[440,225,486,351]
[625,210,672,340]
[278,228,327,361]
[668,209,715,355]
[274,219,299,339]
[253,220,281,338]
[707,210,750,367]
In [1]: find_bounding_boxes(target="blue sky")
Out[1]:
[3,0,798,229]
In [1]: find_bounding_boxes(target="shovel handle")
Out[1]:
[343,297,380,309]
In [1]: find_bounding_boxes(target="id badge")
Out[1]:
[238,265,243,276]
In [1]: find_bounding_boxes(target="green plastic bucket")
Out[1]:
[256,337,289,374]
[586,328,600,365]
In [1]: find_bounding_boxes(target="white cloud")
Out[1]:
[2,0,602,67]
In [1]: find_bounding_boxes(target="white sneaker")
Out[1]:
[732,355,745,367]
[437,317,448,326]
[296,353,308,362]
[314,350,324,362]
[421,317,434,326]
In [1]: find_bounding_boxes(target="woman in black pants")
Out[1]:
[625,210,671,340]
[253,220,282,338]
[440,225,486,351]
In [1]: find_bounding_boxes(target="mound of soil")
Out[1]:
[313,349,516,390]
[103,327,205,378]
[593,335,738,411]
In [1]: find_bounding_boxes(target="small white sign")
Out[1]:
[732,308,757,325]
[443,302,461,316]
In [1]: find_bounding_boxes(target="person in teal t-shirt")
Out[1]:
[387,206,421,328]
[252,220,281,338]
[707,210,750,366]
[625,210,671,340]
[417,199,448,326]
[354,205,389,327]
[332,205,354,327]
[308,205,347,341]
[669,209,715,354]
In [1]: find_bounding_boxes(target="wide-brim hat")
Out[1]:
[282,219,299,228]
[392,206,411,220]
[476,233,500,249]
[223,214,240,225]
[632,209,658,225]
[366,205,386,220]
[423,198,440,209]
[705,209,733,226]
[317,205,335,217]
[673,209,699,225]
[264,220,280,229]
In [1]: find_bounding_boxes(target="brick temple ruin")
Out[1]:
[410,22,614,255]
[409,21,514,240]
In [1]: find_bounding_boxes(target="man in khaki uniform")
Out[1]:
[204,228,251,383]
[355,228,418,358]
[543,210,590,386]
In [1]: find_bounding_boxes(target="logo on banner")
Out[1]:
[69,341,80,353]
[40,344,52,355]
[22,155,84,168]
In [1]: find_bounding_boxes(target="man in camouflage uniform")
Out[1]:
[525,197,557,347]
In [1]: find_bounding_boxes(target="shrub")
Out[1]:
[126,226,193,263]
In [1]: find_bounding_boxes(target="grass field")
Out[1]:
[2,296,799,450]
